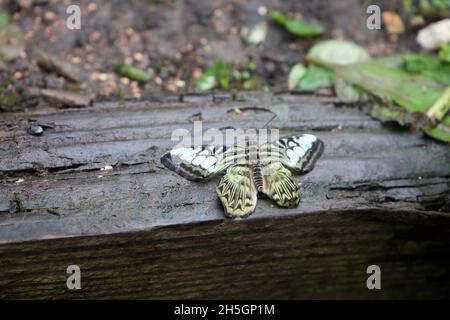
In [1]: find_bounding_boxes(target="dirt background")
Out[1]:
[0,0,426,104]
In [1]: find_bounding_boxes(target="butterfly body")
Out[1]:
[161,134,323,218]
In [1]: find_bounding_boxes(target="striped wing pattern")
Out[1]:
[216,166,257,218]
[160,145,243,181]
[275,134,324,173]
[261,162,300,208]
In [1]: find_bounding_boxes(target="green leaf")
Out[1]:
[334,79,364,103]
[196,60,232,91]
[0,11,11,29]
[404,54,450,85]
[0,22,25,62]
[426,86,450,125]
[335,61,445,113]
[240,70,251,81]
[219,77,229,90]
[422,115,450,142]
[115,64,152,83]
[270,10,325,38]
[370,104,414,126]
[307,39,370,67]
[439,43,450,63]
[377,53,450,85]
[336,54,450,142]
[298,65,333,91]
[288,63,306,91]
[284,19,325,37]
[196,75,216,92]
[270,10,288,25]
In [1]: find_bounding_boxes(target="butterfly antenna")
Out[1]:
[262,114,277,129]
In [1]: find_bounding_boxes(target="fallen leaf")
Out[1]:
[271,10,325,38]
[287,63,306,91]
[115,64,153,83]
[297,65,333,91]
[241,21,267,45]
[306,39,370,67]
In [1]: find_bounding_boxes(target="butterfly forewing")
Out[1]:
[275,134,324,173]
[160,145,245,181]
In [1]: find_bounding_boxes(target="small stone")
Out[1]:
[133,52,143,62]
[28,124,44,136]
[257,6,268,16]
[417,19,450,50]
[88,2,97,13]
[43,11,56,22]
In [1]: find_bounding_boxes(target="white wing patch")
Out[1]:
[161,145,232,181]
[170,146,220,173]
[276,134,323,173]
[201,156,217,170]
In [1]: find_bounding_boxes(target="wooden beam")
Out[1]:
[0,93,449,298]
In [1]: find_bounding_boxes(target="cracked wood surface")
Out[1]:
[0,93,449,299]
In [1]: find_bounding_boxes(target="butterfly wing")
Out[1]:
[260,162,300,208]
[216,165,257,218]
[161,145,245,181]
[275,134,324,173]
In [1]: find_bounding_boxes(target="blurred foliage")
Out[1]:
[286,35,450,142]
[306,39,370,67]
[288,64,306,90]
[0,10,12,28]
[115,64,153,83]
[335,61,445,113]
[288,40,369,92]
[196,60,262,92]
[403,0,450,22]
[241,22,267,45]
[297,65,333,91]
[439,43,450,63]
[0,10,24,63]
[270,10,325,38]
[196,60,231,92]
[335,54,450,142]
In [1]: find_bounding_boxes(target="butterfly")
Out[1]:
[160,134,324,218]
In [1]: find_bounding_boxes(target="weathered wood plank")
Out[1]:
[1,94,449,243]
[0,93,449,298]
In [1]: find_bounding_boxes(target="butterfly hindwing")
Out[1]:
[275,134,324,173]
[216,165,257,218]
[261,162,300,208]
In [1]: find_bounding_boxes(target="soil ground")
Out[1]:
[0,0,423,107]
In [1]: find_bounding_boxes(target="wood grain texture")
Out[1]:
[0,92,449,299]
[1,209,450,299]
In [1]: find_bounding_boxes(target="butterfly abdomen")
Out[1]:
[252,164,264,192]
